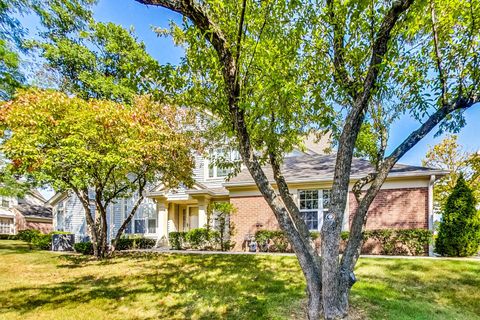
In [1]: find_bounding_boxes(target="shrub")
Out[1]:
[31,233,52,250]
[185,228,212,249]
[255,230,292,253]
[0,234,18,240]
[74,242,93,255]
[310,231,320,240]
[17,229,41,242]
[208,202,236,251]
[435,176,480,256]
[115,236,156,251]
[169,232,186,250]
[253,228,431,255]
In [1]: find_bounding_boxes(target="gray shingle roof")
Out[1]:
[224,154,449,187]
[14,204,52,219]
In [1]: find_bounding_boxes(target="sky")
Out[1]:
[18,0,480,197]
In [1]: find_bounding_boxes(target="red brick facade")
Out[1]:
[15,211,52,234]
[229,187,429,252]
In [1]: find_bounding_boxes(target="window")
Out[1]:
[134,219,145,234]
[207,149,240,178]
[56,200,65,231]
[124,198,132,234]
[299,189,331,231]
[1,197,9,208]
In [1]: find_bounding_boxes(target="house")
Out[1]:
[48,191,157,243]
[223,154,447,252]
[0,190,52,235]
[49,141,447,254]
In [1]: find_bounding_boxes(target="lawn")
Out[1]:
[0,240,479,320]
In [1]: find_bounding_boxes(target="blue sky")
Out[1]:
[21,0,480,169]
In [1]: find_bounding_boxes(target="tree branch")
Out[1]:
[429,0,447,105]
[326,0,356,97]
[341,96,478,274]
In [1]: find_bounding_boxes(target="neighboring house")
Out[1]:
[49,136,447,255]
[0,190,52,235]
[48,190,157,243]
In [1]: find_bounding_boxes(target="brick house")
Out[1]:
[50,145,446,255]
[0,190,52,235]
[224,154,447,253]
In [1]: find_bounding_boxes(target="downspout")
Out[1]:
[428,175,435,256]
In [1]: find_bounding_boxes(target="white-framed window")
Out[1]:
[56,200,65,231]
[299,189,331,231]
[206,148,240,179]
[0,196,10,208]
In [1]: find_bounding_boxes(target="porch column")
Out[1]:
[157,198,168,245]
[198,197,208,228]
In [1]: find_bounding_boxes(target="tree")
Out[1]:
[207,202,236,251]
[0,89,195,258]
[423,135,480,209]
[435,175,480,256]
[134,0,480,318]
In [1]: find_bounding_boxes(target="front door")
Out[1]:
[188,206,199,229]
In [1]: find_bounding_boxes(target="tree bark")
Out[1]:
[132,1,478,319]
[73,187,100,257]
[110,194,145,254]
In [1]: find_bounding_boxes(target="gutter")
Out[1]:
[223,170,450,188]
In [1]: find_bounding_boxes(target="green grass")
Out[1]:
[0,240,479,320]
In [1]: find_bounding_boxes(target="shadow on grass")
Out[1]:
[0,252,305,319]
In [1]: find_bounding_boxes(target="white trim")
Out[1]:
[428,175,435,256]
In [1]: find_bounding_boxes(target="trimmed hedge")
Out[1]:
[169,232,186,250]
[115,237,156,250]
[74,242,94,255]
[253,228,432,255]
[17,229,72,250]
[168,228,222,251]
[0,234,18,240]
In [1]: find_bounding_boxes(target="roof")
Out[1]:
[28,189,47,203]
[13,204,52,220]
[224,154,449,187]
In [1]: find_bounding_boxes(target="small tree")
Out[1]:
[423,135,480,209]
[208,202,235,251]
[0,89,195,258]
[435,175,480,257]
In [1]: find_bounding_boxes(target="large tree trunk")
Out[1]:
[74,188,101,258]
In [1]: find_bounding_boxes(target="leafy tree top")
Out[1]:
[0,89,196,202]
[423,135,480,208]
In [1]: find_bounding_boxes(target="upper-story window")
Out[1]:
[207,149,240,179]
[0,197,10,208]
[298,189,331,231]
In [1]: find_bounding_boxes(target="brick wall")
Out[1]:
[348,187,428,230]
[230,196,279,251]
[229,187,429,252]
[15,211,52,234]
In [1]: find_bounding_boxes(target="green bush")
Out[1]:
[17,229,41,242]
[255,230,292,253]
[74,242,93,255]
[169,232,187,250]
[17,230,73,251]
[0,234,18,240]
[185,228,212,249]
[253,228,431,255]
[31,233,52,250]
[435,176,480,257]
[114,236,156,251]
[310,231,320,240]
